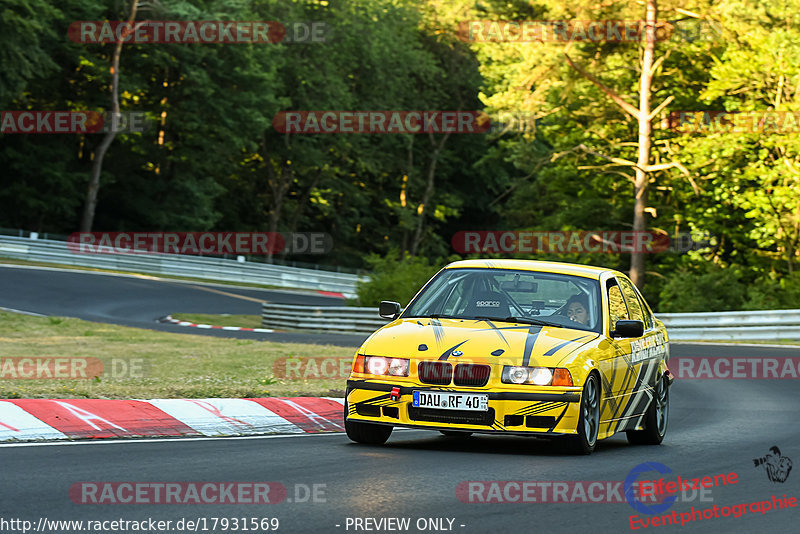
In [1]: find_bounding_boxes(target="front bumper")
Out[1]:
[346,379,582,436]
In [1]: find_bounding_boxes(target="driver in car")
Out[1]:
[565,294,590,326]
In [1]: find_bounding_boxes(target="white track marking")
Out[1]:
[0,401,67,440]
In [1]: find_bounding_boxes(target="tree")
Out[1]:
[80,0,139,231]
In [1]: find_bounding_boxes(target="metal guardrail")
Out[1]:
[0,235,365,297]
[261,303,388,334]
[261,303,800,341]
[659,310,800,341]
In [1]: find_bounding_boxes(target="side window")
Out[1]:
[637,295,653,330]
[618,277,645,324]
[607,282,629,332]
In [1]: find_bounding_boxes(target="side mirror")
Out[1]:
[379,301,401,320]
[613,319,644,338]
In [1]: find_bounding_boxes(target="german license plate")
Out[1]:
[412,391,489,411]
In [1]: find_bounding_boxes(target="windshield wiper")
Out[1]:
[422,313,461,319]
[473,315,563,328]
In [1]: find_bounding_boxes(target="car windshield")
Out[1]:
[402,268,602,333]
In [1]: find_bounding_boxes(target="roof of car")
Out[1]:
[444,259,618,280]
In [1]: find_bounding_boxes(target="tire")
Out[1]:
[344,400,393,445]
[626,374,669,445]
[439,431,473,437]
[565,373,600,455]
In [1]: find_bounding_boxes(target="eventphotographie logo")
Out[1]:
[754,446,793,483]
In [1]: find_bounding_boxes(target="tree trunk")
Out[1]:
[410,131,451,256]
[80,1,138,232]
[630,0,658,289]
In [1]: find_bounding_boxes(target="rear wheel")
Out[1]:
[626,374,669,445]
[565,373,600,455]
[344,400,393,445]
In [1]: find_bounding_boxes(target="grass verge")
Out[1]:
[0,312,353,399]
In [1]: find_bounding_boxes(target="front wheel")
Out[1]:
[626,374,669,445]
[344,401,393,444]
[565,373,600,455]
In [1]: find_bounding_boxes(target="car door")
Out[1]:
[613,276,659,427]
[599,276,650,432]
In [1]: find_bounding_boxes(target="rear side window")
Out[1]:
[618,277,645,324]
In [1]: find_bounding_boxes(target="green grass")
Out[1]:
[0,312,354,399]
[171,313,263,329]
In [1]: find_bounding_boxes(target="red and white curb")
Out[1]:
[0,397,345,442]
[162,315,274,333]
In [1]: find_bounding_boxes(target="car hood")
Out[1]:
[359,317,600,367]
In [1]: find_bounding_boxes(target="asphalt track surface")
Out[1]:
[1,365,798,534]
[0,264,367,346]
[1,264,799,533]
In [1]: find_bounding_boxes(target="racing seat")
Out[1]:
[461,291,510,318]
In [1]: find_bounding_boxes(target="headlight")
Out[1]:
[530,367,553,386]
[507,366,529,384]
[354,355,410,377]
[501,366,573,386]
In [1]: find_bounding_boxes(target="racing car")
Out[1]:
[345,259,673,454]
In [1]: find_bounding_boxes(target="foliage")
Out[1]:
[658,265,746,312]
[356,250,441,307]
[1,0,800,312]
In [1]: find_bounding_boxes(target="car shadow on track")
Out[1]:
[346,432,632,456]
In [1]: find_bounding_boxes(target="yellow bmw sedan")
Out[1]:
[345,259,673,454]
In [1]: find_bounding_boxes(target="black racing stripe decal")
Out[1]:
[514,401,568,416]
[543,335,591,357]
[474,319,510,347]
[430,318,445,346]
[438,340,468,361]
[362,393,391,404]
[369,399,400,406]
[548,404,570,432]
[600,374,618,414]
[521,326,543,366]
[612,359,652,433]
[622,361,659,418]
[477,325,531,332]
